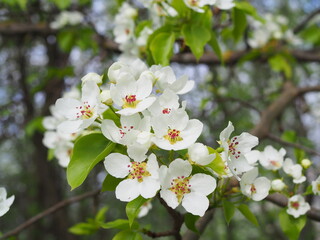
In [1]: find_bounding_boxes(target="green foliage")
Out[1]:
[49,0,72,9]
[208,32,222,61]
[232,8,247,43]
[67,133,116,190]
[102,174,123,192]
[279,209,306,240]
[25,117,45,136]
[300,24,320,45]
[126,196,148,227]
[184,213,199,233]
[101,219,139,230]
[182,24,211,60]
[237,204,259,227]
[148,28,175,65]
[222,200,235,225]
[268,54,292,78]
[206,147,228,176]
[112,230,143,240]
[235,2,264,22]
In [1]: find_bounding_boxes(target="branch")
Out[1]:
[266,133,320,156]
[293,8,320,34]
[0,189,100,239]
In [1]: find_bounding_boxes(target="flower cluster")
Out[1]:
[50,11,84,30]
[248,13,301,48]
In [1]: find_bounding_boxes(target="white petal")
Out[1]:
[116,179,140,202]
[57,120,83,134]
[104,153,130,178]
[81,81,100,106]
[139,178,160,198]
[189,174,216,195]
[236,132,259,154]
[101,120,121,143]
[169,159,192,178]
[219,121,234,141]
[55,98,82,120]
[160,189,179,209]
[182,192,209,216]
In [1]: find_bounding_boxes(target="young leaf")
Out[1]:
[208,32,222,62]
[101,174,122,192]
[126,196,148,227]
[206,147,228,176]
[232,8,247,43]
[222,200,235,225]
[69,222,99,235]
[235,2,264,22]
[182,24,211,60]
[95,206,109,223]
[101,219,138,230]
[149,31,175,66]
[268,54,292,78]
[112,230,142,240]
[237,204,259,227]
[279,209,307,240]
[184,213,199,233]
[67,133,116,190]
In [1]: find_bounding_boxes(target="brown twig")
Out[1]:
[266,133,320,156]
[293,8,320,34]
[0,189,100,240]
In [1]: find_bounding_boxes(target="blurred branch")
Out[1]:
[251,82,320,140]
[267,133,320,156]
[0,189,100,240]
[294,8,320,34]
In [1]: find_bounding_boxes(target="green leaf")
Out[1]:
[208,32,222,62]
[149,31,175,65]
[304,185,313,195]
[101,219,138,230]
[182,24,211,60]
[67,133,116,190]
[69,222,99,235]
[16,0,27,9]
[205,147,228,176]
[101,174,122,192]
[184,213,199,233]
[279,209,306,240]
[171,0,189,17]
[222,200,235,225]
[268,54,292,78]
[126,196,148,227]
[235,2,264,22]
[112,230,142,240]
[50,0,72,9]
[95,206,109,223]
[281,130,297,143]
[232,8,247,42]
[57,30,75,52]
[237,204,259,227]
[25,117,45,136]
[102,108,120,127]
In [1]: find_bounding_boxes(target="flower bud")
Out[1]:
[271,179,286,191]
[81,72,103,85]
[100,90,113,105]
[301,159,311,169]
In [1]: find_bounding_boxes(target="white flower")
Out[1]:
[104,153,160,202]
[55,81,107,133]
[240,168,271,201]
[110,74,156,116]
[160,159,216,216]
[219,121,258,178]
[54,141,74,168]
[147,89,182,117]
[138,200,152,218]
[101,114,152,161]
[151,109,203,150]
[283,158,306,184]
[0,188,14,217]
[312,176,320,195]
[50,11,84,29]
[271,179,286,191]
[148,65,195,94]
[184,0,234,13]
[215,0,235,9]
[136,26,153,47]
[114,20,135,45]
[259,145,286,170]
[81,72,103,85]
[188,143,215,165]
[287,195,310,218]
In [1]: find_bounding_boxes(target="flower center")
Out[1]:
[123,95,141,108]
[169,176,191,203]
[189,0,199,6]
[228,137,240,159]
[270,160,281,167]
[164,129,183,144]
[250,184,257,194]
[128,162,151,183]
[119,125,134,138]
[290,201,300,210]
[162,108,171,114]
[76,102,94,119]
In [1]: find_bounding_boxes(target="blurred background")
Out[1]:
[0,0,320,239]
